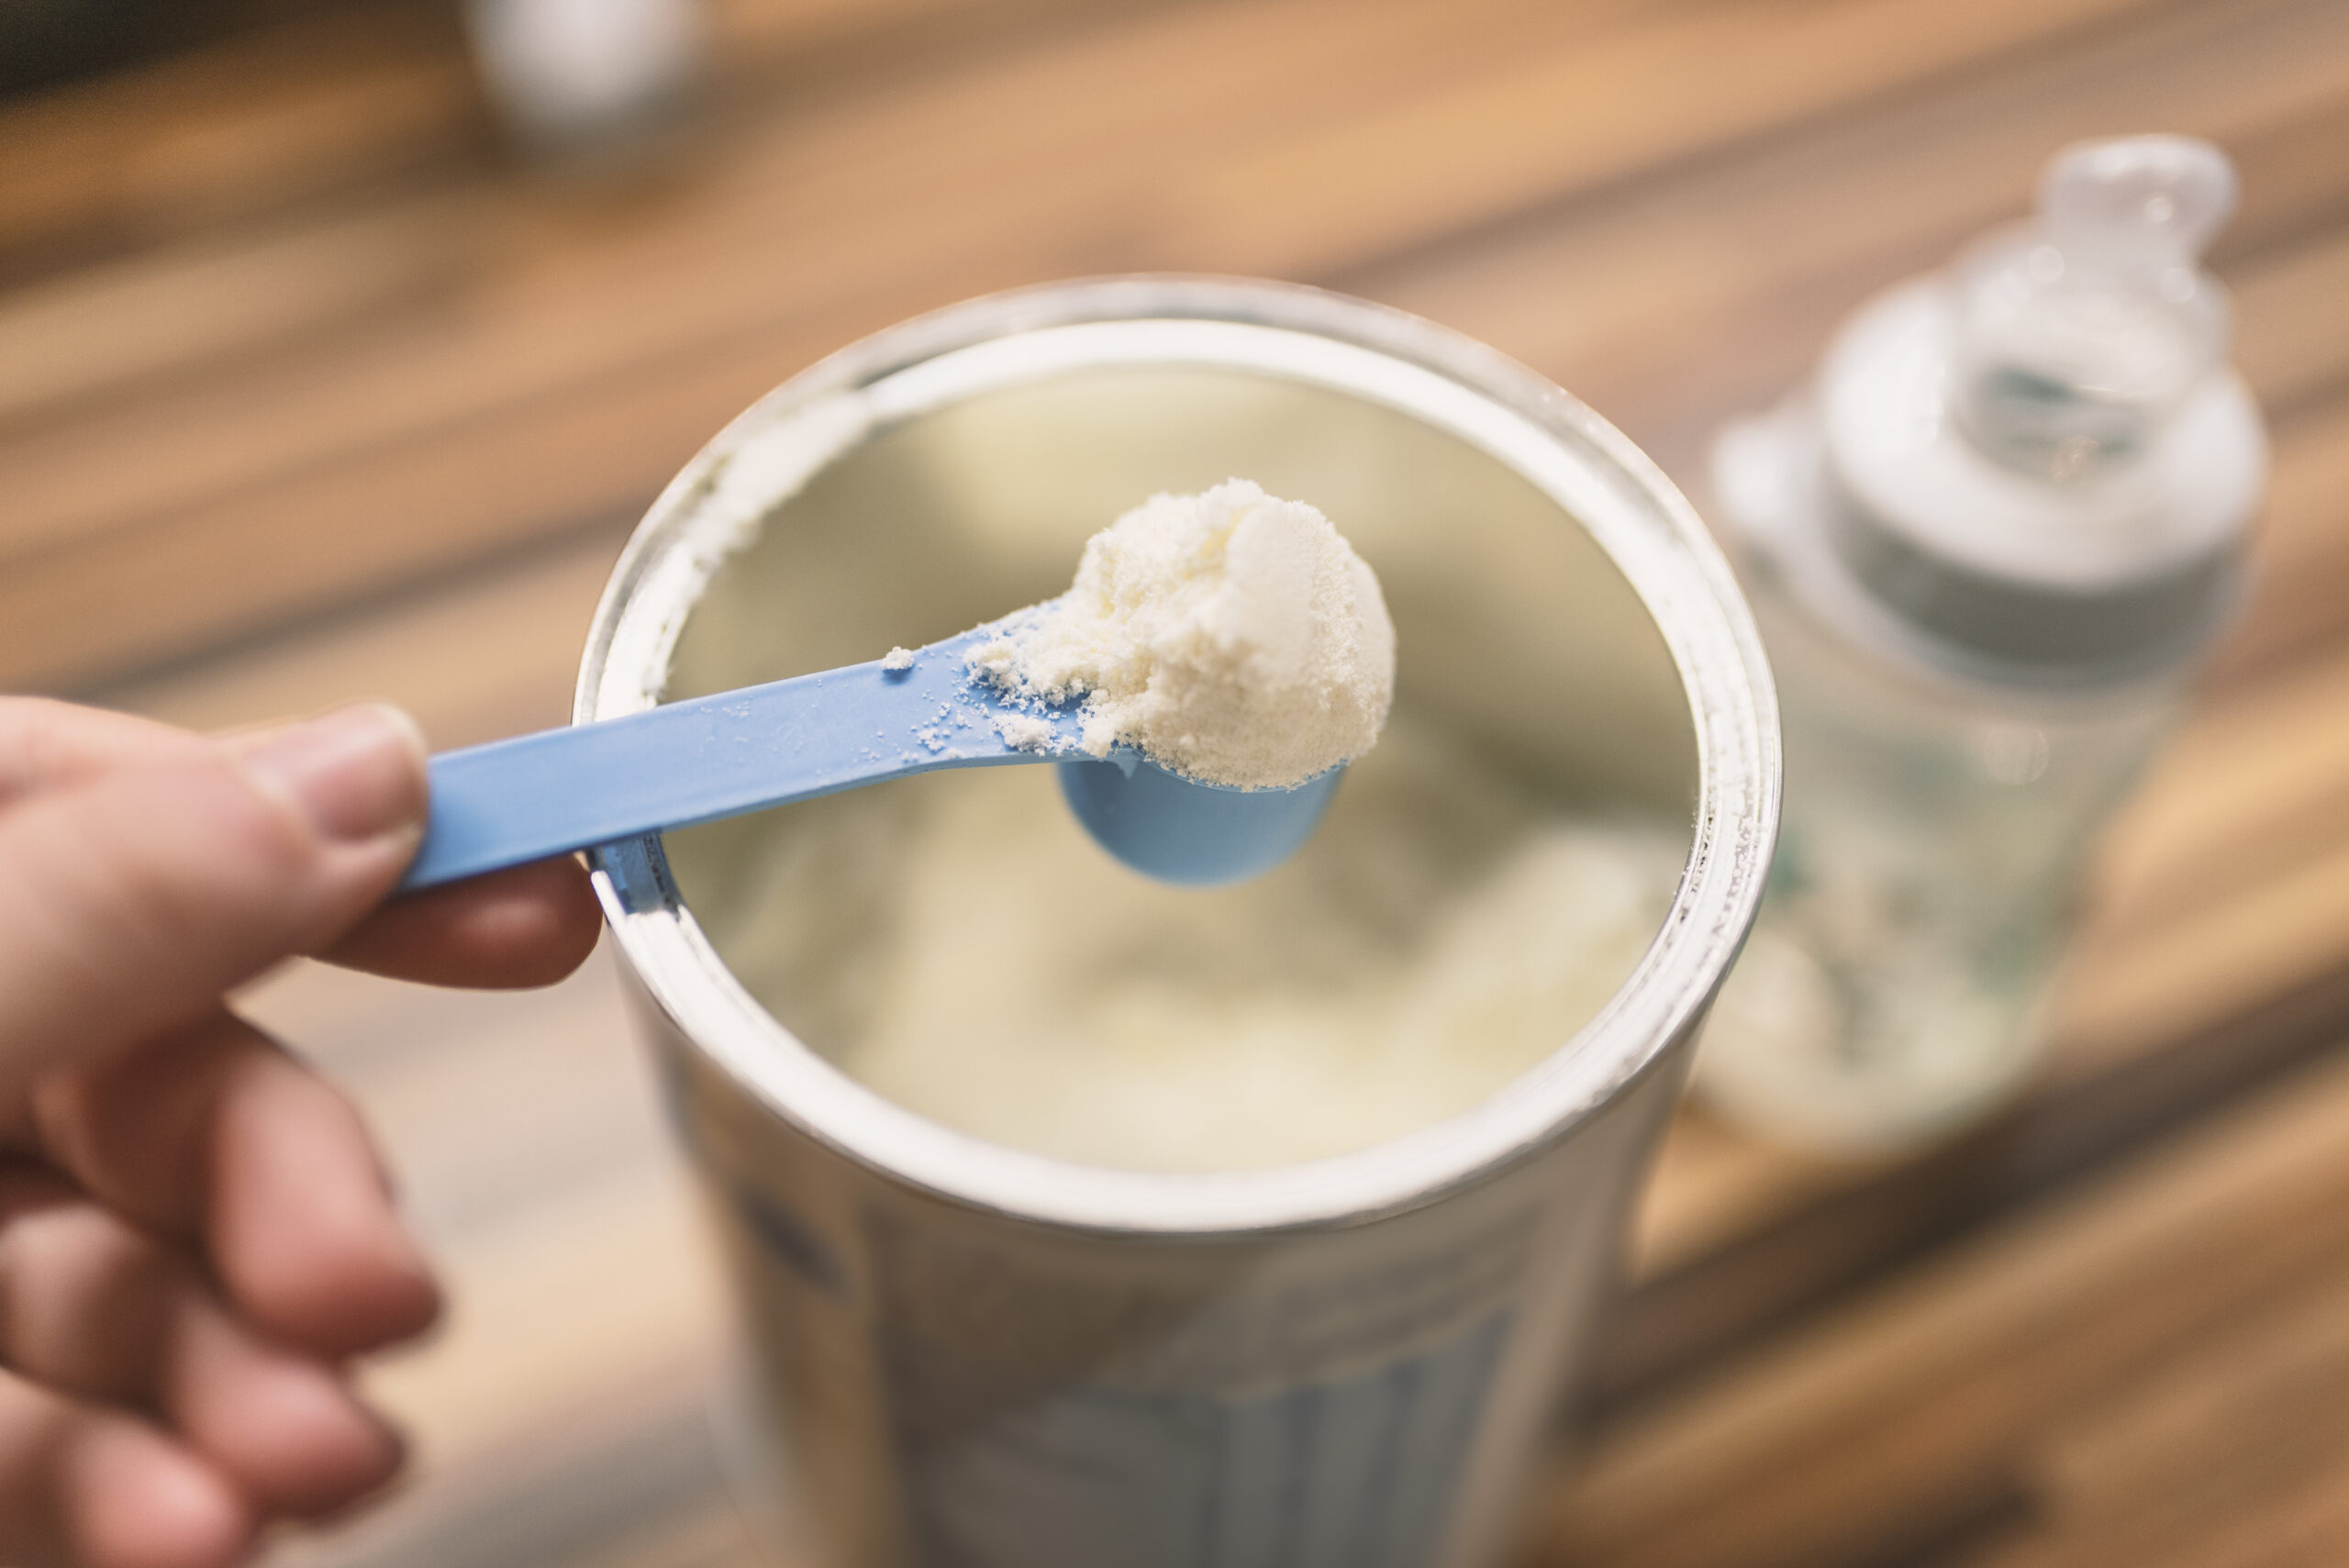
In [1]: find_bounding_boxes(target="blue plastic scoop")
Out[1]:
[398,620,1342,893]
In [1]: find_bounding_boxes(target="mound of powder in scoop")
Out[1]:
[968,480,1396,788]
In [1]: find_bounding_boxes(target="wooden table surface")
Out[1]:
[6,1,2349,1563]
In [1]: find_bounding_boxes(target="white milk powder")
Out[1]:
[697,714,1686,1172]
[967,480,1396,787]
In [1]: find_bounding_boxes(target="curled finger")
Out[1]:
[28,1016,440,1358]
[0,1164,403,1518]
[0,1366,253,1568]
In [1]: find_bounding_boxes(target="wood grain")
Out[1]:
[17,0,2342,692]
[1556,1044,2349,1568]
[6,1,2345,1564]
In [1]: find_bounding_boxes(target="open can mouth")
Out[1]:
[578,275,1779,1238]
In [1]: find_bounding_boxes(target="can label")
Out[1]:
[895,1311,1509,1568]
[866,1210,1532,1568]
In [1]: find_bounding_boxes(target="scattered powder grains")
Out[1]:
[988,712,1059,751]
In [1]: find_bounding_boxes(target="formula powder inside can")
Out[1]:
[696,714,1684,1172]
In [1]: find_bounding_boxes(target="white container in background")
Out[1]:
[467,0,703,153]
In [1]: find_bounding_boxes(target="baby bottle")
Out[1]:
[1696,136,2266,1152]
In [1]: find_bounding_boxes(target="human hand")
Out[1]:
[0,697,602,1568]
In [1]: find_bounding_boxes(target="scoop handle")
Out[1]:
[399,626,1056,891]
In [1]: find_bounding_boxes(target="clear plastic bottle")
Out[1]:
[1697,137,2267,1153]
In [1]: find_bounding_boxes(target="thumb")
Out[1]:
[0,705,427,1077]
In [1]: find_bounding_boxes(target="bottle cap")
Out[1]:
[1805,137,2264,684]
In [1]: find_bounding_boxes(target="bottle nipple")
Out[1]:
[1954,137,2235,482]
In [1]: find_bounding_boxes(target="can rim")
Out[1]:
[579,275,1780,1237]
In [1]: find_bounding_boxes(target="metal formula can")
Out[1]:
[578,278,1778,1568]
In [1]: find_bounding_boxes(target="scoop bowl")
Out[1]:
[1059,752,1343,886]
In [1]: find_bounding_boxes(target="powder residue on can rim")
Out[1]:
[967,480,1396,788]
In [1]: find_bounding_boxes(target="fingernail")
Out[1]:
[235,705,428,846]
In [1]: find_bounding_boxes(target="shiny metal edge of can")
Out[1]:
[576,274,1781,1239]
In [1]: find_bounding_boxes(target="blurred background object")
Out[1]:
[465,0,704,159]
[2,2,2348,1566]
[1698,138,2266,1153]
